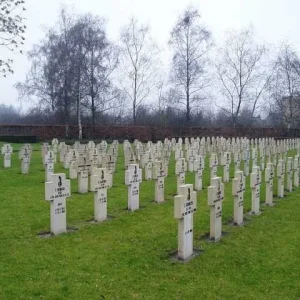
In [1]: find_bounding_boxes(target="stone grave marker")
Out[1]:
[77,157,91,194]
[209,153,218,179]
[232,171,246,225]
[250,166,261,215]
[221,152,231,182]
[175,158,187,195]
[294,155,299,188]
[45,173,71,235]
[265,162,274,206]
[234,151,241,173]
[21,147,31,174]
[286,157,293,192]
[153,161,166,203]
[44,151,55,182]
[207,177,224,242]
[174,184,197,261]
[69,160,78,179]
[125,164,143,211]
[243,149,250,176]
[1,144,13,168]
[194,155,204,191]
[277,159,285,198]
[90,168,112,222]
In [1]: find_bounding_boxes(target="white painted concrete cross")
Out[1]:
[90,168,112,222]
[77,157,91,193]
[294,155,299,188]
[286,157,293,192]
[193,155,204,191]
[209,153,218,179]
[44,151,55,182]
[21,147,31,174]
[221,152,231,182]
[1,144,13,168]
[175,158,187,195]
[265,162,274,206]
[250,166,261,215]
[152,161,166,203]
[69,160,78,179]
[277,159,285,198]
[243,149,250,176]
[232,171,246,226]
[208,177,224,241]
[252,147,258,170]
[78,170,89,194]
[125,164,143,211]
[234,151,241,173]
[174,184,197,261]
[45,173,71,235]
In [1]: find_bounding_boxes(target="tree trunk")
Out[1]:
[133,70,137,125]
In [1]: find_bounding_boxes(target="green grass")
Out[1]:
[0,142,300,299]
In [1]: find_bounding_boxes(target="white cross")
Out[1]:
[277,159,285,198]
[208,177,224,241]
[90,168,111,222]
[286,157,293,192]
[21,147,31,174]
[232,171,245,225]
[209,153,218,179]
[221,152,231,182]
[234,151,241,173]
[175,158,187,195]
[153,161,166,203]
[250,166,261,215]
[243,149,250,176]
[45,173,71,235]
[1,144,13,168]
[265,162,274,206]
[193,155,204,191]
[125,164,142,211]
[294,155,299,188]
[44,151,55,182]
[174,184,197,261]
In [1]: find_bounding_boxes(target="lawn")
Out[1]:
[0,142,300,299]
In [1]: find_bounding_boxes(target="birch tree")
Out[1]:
[119,18,160,125]
[216,27,270,126]
[169,7,213,124]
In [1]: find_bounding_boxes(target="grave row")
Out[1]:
[35,137,300,261]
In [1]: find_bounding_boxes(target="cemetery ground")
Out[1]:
[1,143,300,300]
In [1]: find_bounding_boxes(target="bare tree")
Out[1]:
[16,8,76,137]
[216,27,270,126]
[0,0,26,77]
[119,18,160,125]
[169,6,213,124]
[269,45,300,129]
[80,14,122,127]
[16,9,122,138]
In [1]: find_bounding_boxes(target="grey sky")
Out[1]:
[1,0,300,110]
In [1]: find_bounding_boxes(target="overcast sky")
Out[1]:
[1,0,300,110]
